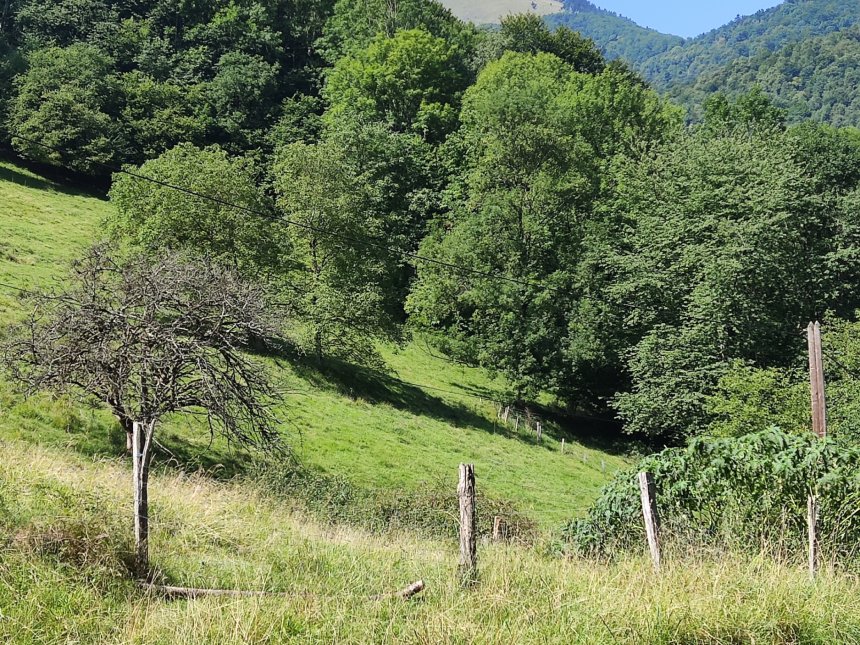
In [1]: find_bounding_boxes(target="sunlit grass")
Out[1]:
[3,440,860,644]
[0,160,629,529]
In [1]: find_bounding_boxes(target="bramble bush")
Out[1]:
[561,429,860,561]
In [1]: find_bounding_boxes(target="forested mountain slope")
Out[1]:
[544,0,683,65]
[637,0,860,90]
[539,0,860,126]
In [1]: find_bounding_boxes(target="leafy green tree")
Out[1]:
[317,0,470,64]
[207,51,281,151]
[10,43,122,173]
[0,41,22,144]
[119,71,210,162]
[408,52,674,403]
[267,94,324,149]
[273,139,404,363]
[109,143,289,279]
[323,28,468,141]
[604,126,848,439]
[497,13,605,74]
[705,361,808,438]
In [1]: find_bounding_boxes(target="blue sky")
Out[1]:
[595,1,783,38]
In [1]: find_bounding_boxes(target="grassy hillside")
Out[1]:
[6,438,860,643]
[440,0,562,25]
[5,164,860,643]
[0,159,629,531]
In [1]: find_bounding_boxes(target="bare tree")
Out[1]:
[1,246,282,575]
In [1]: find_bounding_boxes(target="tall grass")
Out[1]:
[4,439,860,644]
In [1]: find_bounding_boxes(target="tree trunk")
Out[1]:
[132,420,155,577]
[117,415,134,452]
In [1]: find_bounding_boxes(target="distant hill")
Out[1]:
[540,0,860,127]
[545,0,684,66]
[679,25,860,126]
[638,0,860,90]
[441,0,562,25]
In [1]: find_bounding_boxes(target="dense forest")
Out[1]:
[2,0,860,446]
[542,0,860,127]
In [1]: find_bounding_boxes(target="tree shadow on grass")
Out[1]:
[8,398,258,481]
[258,339,639,454]
[270,345,523,442]
[0,156,107,198]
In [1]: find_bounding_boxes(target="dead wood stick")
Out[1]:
[137,580,425,602]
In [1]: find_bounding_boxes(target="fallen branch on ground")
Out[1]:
[138,579,425,602]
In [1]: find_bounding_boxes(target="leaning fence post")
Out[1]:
[493,515,507,542]
[638,472,661,571]
[458,464,477,585]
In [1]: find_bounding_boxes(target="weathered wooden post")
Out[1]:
[536,421,542,443]
[638,472,661,571]
[806,322,827,579]
[561,438,565,454]
[458,463,477,585]
[808,321,827,438]
[808,495,819,580]
[493,515,507,542]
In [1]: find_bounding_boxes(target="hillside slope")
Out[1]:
[635,0,860,90]
[0,159,628,530]
[8,434,860,642]
[539,0,860,126]
[679,25,860,126]
[545,0,684,65]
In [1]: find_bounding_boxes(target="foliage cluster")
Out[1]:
[680,25,860,127]
[562,429,860,559]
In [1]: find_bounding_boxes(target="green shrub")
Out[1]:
[561,429,860,560]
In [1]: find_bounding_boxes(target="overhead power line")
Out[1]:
[9,133,565,295]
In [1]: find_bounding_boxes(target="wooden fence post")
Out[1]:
[132,420,151,576]
[561,438,565,454]
[493,515,507,542]
[458,464,477,585]
[808,494,819,580]
[638,472,661,571]
[536,422,542,444]
[806,322,826,579]
[808,321,827,438]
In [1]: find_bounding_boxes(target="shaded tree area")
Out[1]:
[4,0,336,171]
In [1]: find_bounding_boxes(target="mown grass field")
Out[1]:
[5,158,860,644]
